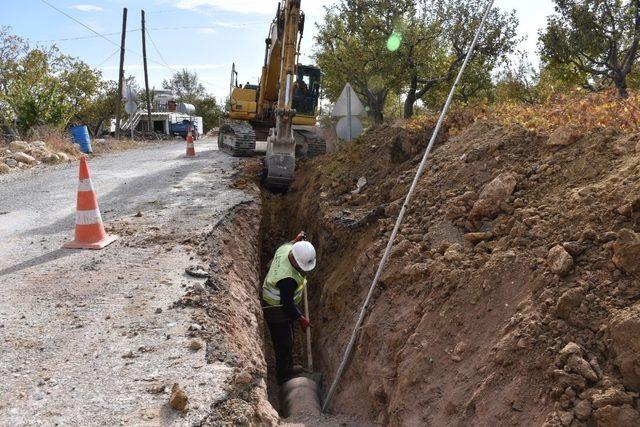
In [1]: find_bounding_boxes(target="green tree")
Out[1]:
[539,0,640,98]
[162,69,206,104]
[193,95,223,133]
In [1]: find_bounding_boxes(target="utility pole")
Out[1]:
[115,7,128,139]
[141,10,153,132]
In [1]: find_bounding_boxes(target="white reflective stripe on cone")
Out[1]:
[77,178,95,192]
[76,209,103,225]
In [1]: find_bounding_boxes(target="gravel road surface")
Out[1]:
[0,138,256,425]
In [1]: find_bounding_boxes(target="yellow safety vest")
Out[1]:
[262,243,307,307]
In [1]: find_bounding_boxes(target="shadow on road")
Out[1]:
[0,248,73,277]
[23,149,222,239]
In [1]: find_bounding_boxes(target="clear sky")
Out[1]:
[2,0,555,100]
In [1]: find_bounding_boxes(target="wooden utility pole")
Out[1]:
[141,10,153,132]
[115,7,128,139]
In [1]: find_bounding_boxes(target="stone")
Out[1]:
[552,369,586,390]
[557,410,574,426]
[548,245,574,276]
[4,158,18,168]
[574,399,592,421]
[31,140,46,149]
[566,354,598,382]
[464,232,493,244]
[9,140,29,152]
[612,229,640,274]
[43,154,60,164]
[169,383,188,411]
[469,172,517,219]
[189,339,203,351]
[559,342,583,359]
[562,241,586,257]
[608,303,640,391]
[57,152,70,162]
[593,404,640,427]
[556,288,585,319]
[234,371,252,385]
[547,126,580,147]
[0,163,10,174]
[13,152,36,165]
[591,388,634,409]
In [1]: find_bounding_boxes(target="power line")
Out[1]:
[96,47,121,68]
[35,29,140,44]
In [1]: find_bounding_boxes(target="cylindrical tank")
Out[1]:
[178,103,196,115]
[69,125,92,153]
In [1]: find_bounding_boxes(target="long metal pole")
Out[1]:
[347,86,352,142]
[115,8,127,139]
[141,10,153,132]
[303,287,313,371]
[321,0,497,413]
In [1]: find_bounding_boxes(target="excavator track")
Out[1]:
[293,129,327,158]
[218,123,256,157]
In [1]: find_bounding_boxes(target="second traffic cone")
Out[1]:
[186,128,195,157]
[63,156,117,250]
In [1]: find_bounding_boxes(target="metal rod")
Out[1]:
[321,0,497,413]
[115,8,127,140]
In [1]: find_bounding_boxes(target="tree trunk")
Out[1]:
[613,72,629,98]
[365,89,386,124]
[404,74,418,119]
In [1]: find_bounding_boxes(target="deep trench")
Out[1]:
[258,190,326,417]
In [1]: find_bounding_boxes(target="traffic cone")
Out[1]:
[63,156,117,250]
[186,128,196,157]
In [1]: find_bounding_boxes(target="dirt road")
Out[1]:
[0,138,257,425]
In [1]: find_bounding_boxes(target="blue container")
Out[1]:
[69,125,92,153]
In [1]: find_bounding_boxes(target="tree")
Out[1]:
[540,0,640,98]
[315,0,413,124]
[193,95,223,133]
[162,69,206,104]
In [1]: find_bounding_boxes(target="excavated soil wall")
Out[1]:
[260,121,640,426]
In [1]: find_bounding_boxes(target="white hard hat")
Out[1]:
[291,241,316,272]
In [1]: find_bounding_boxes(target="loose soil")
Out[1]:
[256,120,640,426]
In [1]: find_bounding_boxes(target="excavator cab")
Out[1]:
[292,65,321,122]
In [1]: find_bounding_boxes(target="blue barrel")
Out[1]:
[69,125,92,153]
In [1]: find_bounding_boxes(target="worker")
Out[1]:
[262,231,316,385]
[294,76,309,95]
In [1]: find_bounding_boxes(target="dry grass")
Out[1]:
[409,89,640,136]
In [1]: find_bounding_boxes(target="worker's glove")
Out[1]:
[293,231,307,242]
[298,316,310,331]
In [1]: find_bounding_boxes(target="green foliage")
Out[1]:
[162,69,206,104]
[539,0,640,97]
[193,95,224,133]
[0,27,102,134]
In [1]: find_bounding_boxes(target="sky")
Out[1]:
[2,0,556,100]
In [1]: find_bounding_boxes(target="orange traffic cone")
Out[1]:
[186,128,195,157]
[63,156,117,250]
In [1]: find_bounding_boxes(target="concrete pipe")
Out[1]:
[281,376,321,417]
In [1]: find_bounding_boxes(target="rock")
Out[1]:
[155,307,162,314]
[464,232,493,244]
[593,404,640,427]
[608,303,640,391]
[557,410,574,426]
[574,399,592,421]
[552,369,586,390]
[169,383,188,411]
[31,140,46,149]
[0,163,10,174]
[469,172,517,219]
[562,241,586,257]
[188,323,203,332]
[591,388,634,408]
[13,152,36,165]
[352,176,367,194]
[559,342,583,359]
[234,371,252,385]
[548,126,580,147]
[4,158,18,168]
[566,354,598,382]
[185,266,208,278]
[548,245,574,276]
[57,152,70,162]
[189,339,203,351]
[43,154,60,164]
[556,288,584,319]
[9,141,29,152]
[612,229,640,274]
[121,350,136,359]
[444,244,463,262]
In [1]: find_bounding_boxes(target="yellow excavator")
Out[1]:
[219,0,326,189]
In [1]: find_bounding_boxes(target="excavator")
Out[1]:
[218,0,326,189]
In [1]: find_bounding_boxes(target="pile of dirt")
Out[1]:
[261,119,640,426]
[0,140,77,173]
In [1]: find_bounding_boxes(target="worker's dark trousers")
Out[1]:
[264,307,294,385]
